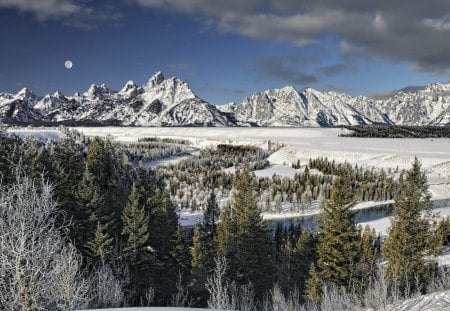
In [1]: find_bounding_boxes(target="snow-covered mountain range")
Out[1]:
[0,72,231,127]
[1,71,449,127]
[218,83,450,127]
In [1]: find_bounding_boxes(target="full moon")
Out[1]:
[64,60,73,69]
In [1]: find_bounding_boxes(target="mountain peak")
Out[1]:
[52,91,65,98]
[275,85,297,93]
[17,88,34,98]
[120,80,137,93]
[85,83,112,97]
[146,71,165,87]
[423,82,450,93]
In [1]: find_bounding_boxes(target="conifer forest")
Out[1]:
[0,127,450,311]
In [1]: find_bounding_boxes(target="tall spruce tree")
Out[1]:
[216,168,275,297]
[77,170,106,254]
[147,189,179,303]
[122,186,152,303]
[290,229,318,297]
[84,137,131,239]
[173,225,192,279]
[191,223,206,273]
[189,192,220,276]
[305,263,322,302]
[52,136,85,243]
[22,137,53,182]
[306,171,360,299]
[87,222,113,264]
[381,157,433,294]
[0,130,23,185]
[355,225,379,294]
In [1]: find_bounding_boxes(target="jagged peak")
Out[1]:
[302,87,322,96]
[52,91,65,98]
[85,83,113,96]
[145,71,165,88]
[16,87,34,98]
[277,85,297,93]
[423,82,450,93]
[120,80,137,93]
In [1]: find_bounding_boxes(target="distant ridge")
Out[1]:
[0,72,449,126]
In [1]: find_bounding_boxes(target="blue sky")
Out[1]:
[1,0,450,104]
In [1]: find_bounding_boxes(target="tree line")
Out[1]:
[339,125,450,138]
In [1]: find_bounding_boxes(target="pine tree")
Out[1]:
[201,191,220,271]
[216,203,236,264]
[204,191,220,238]
[307,171,360,298]
[87,222,113,264]
[0,130,23,185]
[52,136,85,243]
[381,157,433,294]
[122,186,152,303]
[291,229,318,297]
[22,137,53,182]
[84,137,131,239]
[147,189,179,303]
[355,225,379,294]
[134,167,161,204]
[216,168,275,297]
[305,263,322,302]
[172,225,191,279]
[191,223,206,272]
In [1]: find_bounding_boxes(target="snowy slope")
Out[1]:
[0,72,232,127]
[1,74,450,126]
[367,289,450,311]
[219,83,450,127]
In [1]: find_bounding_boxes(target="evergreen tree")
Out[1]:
[304,263,322,302]
[52,136,85,243]
[201,191,220,272]
[134,166,161,205]
[203,191,219,239]
[77,170,107,253]
[355,225,379,294]
[216,203,237,267]
[87,222,113,264]
[191,223,206,272]
[84,137,131,239]
[306,172,360,298]
[290,229,318,297]
[122,186,152,303]
[0,130,23,185]
[147,189,179,303]
[173,225,191,279]
[216,168,275,297]
[22,137,53,182]
[382,157,433,294]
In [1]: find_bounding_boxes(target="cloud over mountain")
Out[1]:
[132,0,450,75]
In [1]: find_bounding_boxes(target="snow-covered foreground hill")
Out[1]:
[366,289,450,311]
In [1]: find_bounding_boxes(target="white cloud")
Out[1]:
[0,0,123,29]
[131,0,450,75]
[423,15,450,31]
[0,0,81,20]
